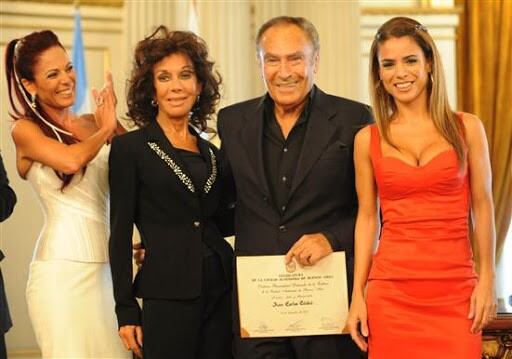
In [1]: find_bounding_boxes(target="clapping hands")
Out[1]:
[92,71,117,134]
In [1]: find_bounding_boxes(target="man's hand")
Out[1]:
[284,233,333,266]
[133,242,145,267]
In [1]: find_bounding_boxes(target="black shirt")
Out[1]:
[261,88,336,245]
[177,148,215,258]
[262,88,315,214]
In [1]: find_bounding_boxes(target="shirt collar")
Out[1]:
[263,85,316,126]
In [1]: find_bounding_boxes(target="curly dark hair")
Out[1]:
[126,26,222,131]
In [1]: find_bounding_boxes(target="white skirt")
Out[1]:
[26,260,130,359]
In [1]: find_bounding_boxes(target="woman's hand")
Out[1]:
[118,325,143,358]
[92,71,117,134]
[468,277,497,333]
[347,294,369,352]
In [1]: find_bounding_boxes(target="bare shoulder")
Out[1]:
[11,119,43,143]
[458,112,487,145]
[354,125,372,149]
[12,118,40,132]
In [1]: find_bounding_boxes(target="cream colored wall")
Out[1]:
[360,0,454,7]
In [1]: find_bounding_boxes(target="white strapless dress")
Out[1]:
[26,145,129,359]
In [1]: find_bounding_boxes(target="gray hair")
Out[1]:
[255,16,320,54]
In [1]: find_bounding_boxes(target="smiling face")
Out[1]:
[153,52,202,122]
[22,46,76,110]
[258,24,318,111]
[378,36,431,108]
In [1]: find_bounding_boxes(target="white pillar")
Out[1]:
[196,1,253,108]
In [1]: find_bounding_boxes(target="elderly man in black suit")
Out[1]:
[0,153,17,358]
[217,16,373,359]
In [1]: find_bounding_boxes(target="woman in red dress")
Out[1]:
[347,17,497,358]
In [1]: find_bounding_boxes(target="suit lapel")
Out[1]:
[143,121,199,195]
[239,97,270,196]
[196,136,213,180]
[289,89,337,198]
[196,134,218,196]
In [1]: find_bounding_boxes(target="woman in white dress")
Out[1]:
[5,30,130,358]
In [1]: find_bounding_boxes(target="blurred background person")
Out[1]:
[0,153,16,358]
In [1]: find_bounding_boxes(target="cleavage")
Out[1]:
[381,140,452,167]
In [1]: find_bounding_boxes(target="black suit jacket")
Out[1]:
[0,153,16,334]
[0,154,16,224]
[109,121,234,326]
[217,87,373,289]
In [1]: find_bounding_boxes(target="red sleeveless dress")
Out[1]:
[366,124,481,358]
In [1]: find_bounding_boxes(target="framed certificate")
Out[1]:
[236,252,349,338]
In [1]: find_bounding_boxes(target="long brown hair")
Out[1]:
[369,17,465,164]
[5,30,81,188]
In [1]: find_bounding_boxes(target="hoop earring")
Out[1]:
[151,99,158,107]
[31,93,37,109]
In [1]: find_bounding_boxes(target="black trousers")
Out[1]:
[0,266,10,359]
[234,334,361,359]
[0,335,6,359]
[142,254,232,359]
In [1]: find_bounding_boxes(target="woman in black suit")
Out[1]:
[109,26,234,359]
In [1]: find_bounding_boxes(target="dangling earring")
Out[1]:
[31,93,37,109]
[151,99,158,107]
[429,73,434,84]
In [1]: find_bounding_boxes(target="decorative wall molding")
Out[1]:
[5,0,123,7]
[482,314,512,359]
[8,348,41,358]
[361,6,461,15]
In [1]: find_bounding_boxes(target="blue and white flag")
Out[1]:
[71,9,90,114]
